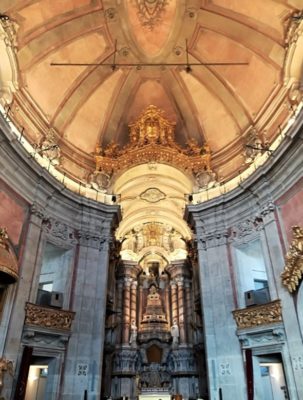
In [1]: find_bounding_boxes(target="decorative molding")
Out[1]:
[232,300,282,329]
[281,226,303,293]
[132,1,170,30]
[292,356,303,371]
[238,325,285,349]
[230,216,263,241]
[30,203,46,220]
[94,105,213,180]
[219,361,232,376]
[199,230,229,249]
[77,230,109,250]
[0,16,19,106]
[24,302,75,331]
[140,187,166,203]
[34,129,61,166]
[43,218,77,244]
[22,327,70,349]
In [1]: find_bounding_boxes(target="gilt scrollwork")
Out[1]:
[232,300,282,329]
[281,226,303,293]
[25,302,75,331]
[93,106,214,185]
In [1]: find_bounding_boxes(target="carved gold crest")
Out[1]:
[94,105,213,180]
[281,226,303,293]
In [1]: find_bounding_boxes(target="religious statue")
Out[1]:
[129,320,138,347]
[171,320,179,347]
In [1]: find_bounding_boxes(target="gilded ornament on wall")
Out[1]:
[93,105,214,183]
[232,300,282,329]
[281,226,303,293]
[25,302,75,331]
[0,227,18,283]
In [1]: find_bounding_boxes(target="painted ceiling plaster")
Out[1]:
[1,0,303,184]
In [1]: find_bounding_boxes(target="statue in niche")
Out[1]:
[171,320,179,347]
[129,320,137,347]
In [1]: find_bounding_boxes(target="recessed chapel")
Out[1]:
[0,1,303,400]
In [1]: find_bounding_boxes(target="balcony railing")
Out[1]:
[232,300,282,329]
[24,302,75,331]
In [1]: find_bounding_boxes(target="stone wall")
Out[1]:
[0,113,120,400]
[186,111,303,400]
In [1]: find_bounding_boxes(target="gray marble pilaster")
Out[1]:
[61,233,111,400]
[196,230,246,400]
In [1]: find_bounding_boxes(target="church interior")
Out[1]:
[0,1,303,399]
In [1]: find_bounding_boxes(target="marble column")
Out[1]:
[130,281,137,324]
[170,281,178,325]
[138,284,143,328]
[261,208,303,400]
[61,230,112,400]
[195,227,246,400]
[2,205,45,400]
[177,278,186,344]
[115,280,124,344]
[122,279,131,345]
[185,280,193,344]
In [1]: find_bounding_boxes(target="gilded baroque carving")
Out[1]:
[232,300,282,329]
[24,302,75,331]
[121,222,186,259]
[281,226,303,293]
[94,106,214,181]
[132,0,170,30]
[0,227,18,282]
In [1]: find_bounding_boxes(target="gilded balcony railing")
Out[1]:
[232,300,282,329]
[24,302,75,331]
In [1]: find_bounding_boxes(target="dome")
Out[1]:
[0,0,302,191]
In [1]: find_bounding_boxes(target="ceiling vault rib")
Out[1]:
[189,52,253,127]
[162,71,206,144]
[18,11,107,71]
[49,46,114,127]
[100,71,142,145]
[96,70,131,145]
[197,10,285,70]
[202,2,286,44]
[20,2,103,47]
[52,66,114,132]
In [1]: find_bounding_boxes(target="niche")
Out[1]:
[146,344,162,363]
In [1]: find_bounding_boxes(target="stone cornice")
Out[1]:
[0,114,122,225]
[185,111,303,226]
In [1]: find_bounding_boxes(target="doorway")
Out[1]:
[257,354,288,400]
[24,365,48,400]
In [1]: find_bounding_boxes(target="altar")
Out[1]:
[139,391,171,400]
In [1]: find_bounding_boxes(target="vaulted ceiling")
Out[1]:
[2,0,302,182]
